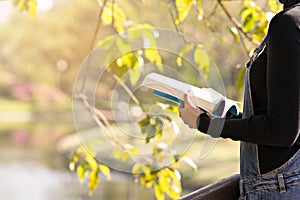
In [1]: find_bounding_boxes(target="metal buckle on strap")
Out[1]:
[277,174,287,194]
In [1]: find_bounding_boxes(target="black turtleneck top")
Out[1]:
[198,3,300,174]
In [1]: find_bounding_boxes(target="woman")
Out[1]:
[179,0,300,199]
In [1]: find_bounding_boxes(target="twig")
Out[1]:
[206,2,219,20]
[168,0,182,33]
[78,0,109,94]
[238,29,250,58]
[111,0,115,26]
[89,0,109,51]
[113,74,140,105]
[217,0,259,46]
[167,0,190,45]
[76,93,139,163]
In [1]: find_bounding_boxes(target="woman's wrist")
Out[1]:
[197,113,211,133]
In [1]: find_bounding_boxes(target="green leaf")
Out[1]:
[194,45,210,78]
[175,0,193,24]
[129,66,141,86]
[145,125,156,143]
[138,115,150,127]
[97,35,115,49]
[243,12,255,32]
[155,118,163,133]
[116,38,131,54]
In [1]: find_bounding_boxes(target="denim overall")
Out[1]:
[239,4,300,199]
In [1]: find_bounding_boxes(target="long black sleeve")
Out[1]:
[198,7,300,147]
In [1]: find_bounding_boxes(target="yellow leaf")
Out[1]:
[268,0,283,13]
[141,165,151,175]
[159,173,170,192]
[175,0,193,24]
[154,183,165,200]
[88,170,100,195]
[99,164,111,180]
[102,7,113,25]
[229,27,240,41]
[196,0,204,20]
[128,146,138,154]
[101,2,126,32]
[176,44,193,67]
[113,148,130,161]
[28,0,37,20]
[85,154,98,170]
[17,1,26,11]
[77,164,85,183]
[132,163,142,174]
[119,53,133,67]
[144,49,162,65]
[194,45,210,78]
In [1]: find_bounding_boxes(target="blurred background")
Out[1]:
[0,0,259,199]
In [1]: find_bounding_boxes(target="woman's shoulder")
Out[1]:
[270,5,300,27]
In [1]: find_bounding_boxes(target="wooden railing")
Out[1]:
[179,174,240,200]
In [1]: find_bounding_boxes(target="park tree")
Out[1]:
[14,0,283,199]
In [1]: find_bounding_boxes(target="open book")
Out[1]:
[142,73,239,118]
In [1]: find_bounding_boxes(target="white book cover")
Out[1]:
[142,73,239,118]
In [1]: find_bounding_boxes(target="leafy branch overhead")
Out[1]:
[14,0,283,199]
[70,0,282,199]
[13,0,37,20]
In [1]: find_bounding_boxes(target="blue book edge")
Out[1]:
[153,90,238,116]
[153,90,184,104]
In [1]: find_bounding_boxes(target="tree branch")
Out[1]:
[217,0,259,46]
[89,0,109,51]
[76,93,139,163]
[238,29,250,58]
[167,0,190,45]
[112,74,140,105]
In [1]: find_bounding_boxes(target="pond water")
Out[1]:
[0,124,154,200]
[0,116,239,200]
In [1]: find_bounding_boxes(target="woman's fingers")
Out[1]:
[177,92,207,129]
[183,93,192,108]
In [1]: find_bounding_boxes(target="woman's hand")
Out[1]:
[179,93,205,129]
